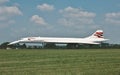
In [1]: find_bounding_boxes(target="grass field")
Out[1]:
[0,49,120,75]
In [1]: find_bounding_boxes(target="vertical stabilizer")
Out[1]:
[87,30,104,39]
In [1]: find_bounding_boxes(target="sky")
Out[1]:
[0,0,120,44]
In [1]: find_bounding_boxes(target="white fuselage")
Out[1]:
[18,37,107,44]
[8,30,109,45]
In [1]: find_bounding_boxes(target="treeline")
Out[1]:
[0,42,120,49]
[0,42,26,49]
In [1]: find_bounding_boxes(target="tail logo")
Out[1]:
[94,32,103,38]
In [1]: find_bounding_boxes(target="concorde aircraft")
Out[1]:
[8,30,108,45]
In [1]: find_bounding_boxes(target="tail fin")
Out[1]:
[87,30,104,38]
